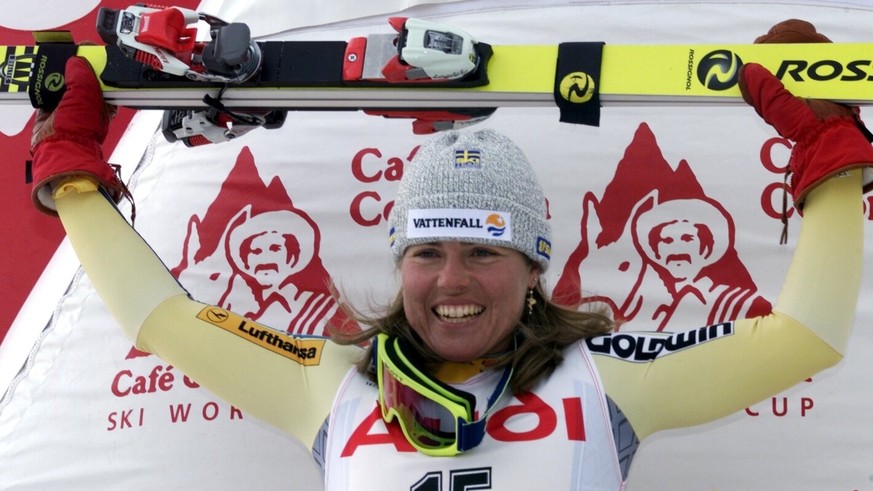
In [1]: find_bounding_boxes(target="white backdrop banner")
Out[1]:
[2,1,873,490]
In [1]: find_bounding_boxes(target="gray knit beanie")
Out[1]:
[388,129,552,271]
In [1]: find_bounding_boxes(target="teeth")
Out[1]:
[435,305,483,322]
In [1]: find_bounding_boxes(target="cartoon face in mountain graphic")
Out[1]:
[553,123,772,332]
[170,147,351,336]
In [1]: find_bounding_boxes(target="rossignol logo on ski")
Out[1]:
[559,71,596,103]
[196,306,326,365]
[775,58,873,82]
[694,49,743,91]
[689,46,873,94]
[29,54,67,107]
[554,42,604,126]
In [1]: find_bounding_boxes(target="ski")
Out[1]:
[2,4,873,142]
[7,39,873,108]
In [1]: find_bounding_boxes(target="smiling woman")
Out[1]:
[335,130,613,395]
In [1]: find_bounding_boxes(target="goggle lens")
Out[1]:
[380,362,459,449]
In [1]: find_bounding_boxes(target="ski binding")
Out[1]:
[96,4,262,84]
[344,17,480,83]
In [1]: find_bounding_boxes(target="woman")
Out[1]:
[29,20,871,489]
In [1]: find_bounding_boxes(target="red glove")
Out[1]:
[30,56,125,216]
[737,20,873,211]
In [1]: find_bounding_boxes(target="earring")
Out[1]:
[526,289,537,316]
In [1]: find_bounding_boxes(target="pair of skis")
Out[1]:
[3,4,872,144]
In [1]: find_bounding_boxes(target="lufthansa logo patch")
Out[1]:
[196,307,325,365]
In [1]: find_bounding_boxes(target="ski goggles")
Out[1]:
[374,333,512,456]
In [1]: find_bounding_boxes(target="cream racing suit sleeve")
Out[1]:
[53,178,360,446]
[594,170,864,441]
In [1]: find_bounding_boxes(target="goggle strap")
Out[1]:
[456,365,513,452]
[485,363,513,412]
[457,418,487,452]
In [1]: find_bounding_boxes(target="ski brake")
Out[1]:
[161,95,288,147]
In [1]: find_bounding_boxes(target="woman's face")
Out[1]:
[400,241,539,362]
